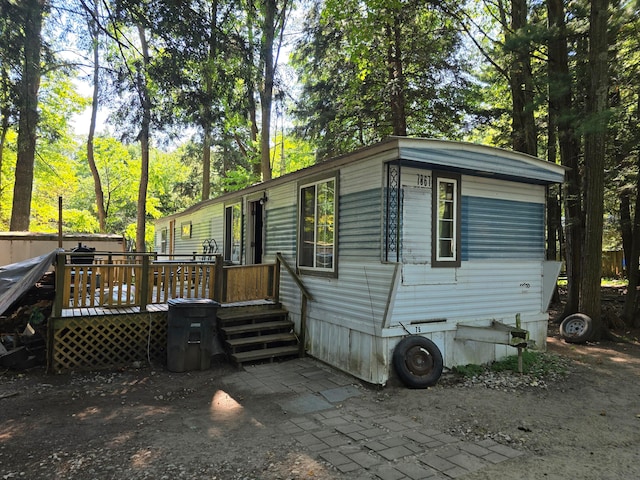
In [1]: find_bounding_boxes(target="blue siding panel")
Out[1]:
[265,205,297,257]
[462,196,544,260]
[340,189,382,260]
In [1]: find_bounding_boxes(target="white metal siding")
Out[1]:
[303,260,396,333]
[171,205,223,257]
[402,186,431,264]
[209,204,224,252]
[390,260,544,326]
[265,205,297,260]
[340,189,382,260]
[462,175,545,203]
[267,182,297,208]
[341,160,385,195]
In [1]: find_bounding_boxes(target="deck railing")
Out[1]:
[52,251,278,316]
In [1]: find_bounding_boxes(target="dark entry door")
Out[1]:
[250,200,264,264]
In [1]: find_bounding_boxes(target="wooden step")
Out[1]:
[217,307,288,324]
[231,345,300,364]
[216,303,300,365]
[221,320,293,336]
[226,332,297,348]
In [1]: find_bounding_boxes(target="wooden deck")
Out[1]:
[53,252,280,316]
[48,251,286,373]
[58,303,169,318]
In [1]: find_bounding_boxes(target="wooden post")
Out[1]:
[53,252,66,318]
[272,258,281,302]
[516,313,523,374]
[299,295,307,357]
[139,254,150,311]
[58,196,63,248]
[213,254,224,302]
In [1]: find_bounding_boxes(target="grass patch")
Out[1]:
[490,351,568,377]
[451,363,485,377]
[557,278,627,288]
[451,351,569,379]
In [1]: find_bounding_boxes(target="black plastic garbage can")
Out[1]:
[167,298,221,372]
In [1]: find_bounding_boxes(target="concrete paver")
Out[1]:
[223,358,523,479]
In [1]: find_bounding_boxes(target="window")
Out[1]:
[299,177,336,272]
[432,174,461,267]
[224,203,242,263]
[181,222,192,239]
[160,228,167,253]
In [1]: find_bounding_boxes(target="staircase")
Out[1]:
[217,303,301,365]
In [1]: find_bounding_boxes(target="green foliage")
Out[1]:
[453,352,569,379]
[451,363,485,377]
[63,209,100,233]
[271,134,316,178]
[218,166,259,193]
[0,129,17,228]
[292,0,477,157]
[489,351,568,377]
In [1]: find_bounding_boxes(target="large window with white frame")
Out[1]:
[432,173,461,267]
[224,203,242,264]
[299,177,336,272]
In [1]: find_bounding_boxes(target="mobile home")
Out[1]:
[154,137,564,386]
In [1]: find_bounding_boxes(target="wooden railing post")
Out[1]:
[53,252,66,318]
[139,254,150,311]
[275,252,313,358]
[273,257,281,303]
[213,254,224,302]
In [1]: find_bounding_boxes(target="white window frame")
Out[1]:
[224,202,243,264]
[160,228,168,254]
[432,173,461,267]
[298,176,337,274]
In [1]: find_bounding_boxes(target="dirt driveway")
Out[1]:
[1,327,639,480]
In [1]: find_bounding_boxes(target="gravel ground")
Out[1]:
[1,325,640,480]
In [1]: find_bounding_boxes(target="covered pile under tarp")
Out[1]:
[0,249,61,317]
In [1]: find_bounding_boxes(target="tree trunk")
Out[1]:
[201,0,218,202]
[0,103,9,220]
[259,0,277,182]
[508,0,537,156]
[87,1,107,232]
[547,0,582,316]
[620,189,632,274]
[244,2,260,178]
[202,128,212,200]
[546,108,559,262]
[135,24,151,254]
[579,0,610,338]
[622,105,640,326]
[10,0,44,231]
[387,13,407,136]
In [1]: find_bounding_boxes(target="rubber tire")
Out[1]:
[560,313,594,344]
[392,336,444,389]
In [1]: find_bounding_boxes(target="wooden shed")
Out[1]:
[154,137,565,386]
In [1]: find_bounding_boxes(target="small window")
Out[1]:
[224,203,242,264]
[432,173,461,267]
[160,228,167,253]
[299,177,336,272]
[181,222,192,239]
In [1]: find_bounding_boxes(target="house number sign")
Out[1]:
[416,173,431,188]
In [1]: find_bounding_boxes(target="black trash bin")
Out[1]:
[167,298,221,372]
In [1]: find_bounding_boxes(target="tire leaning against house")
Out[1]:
[392,336,444,388]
